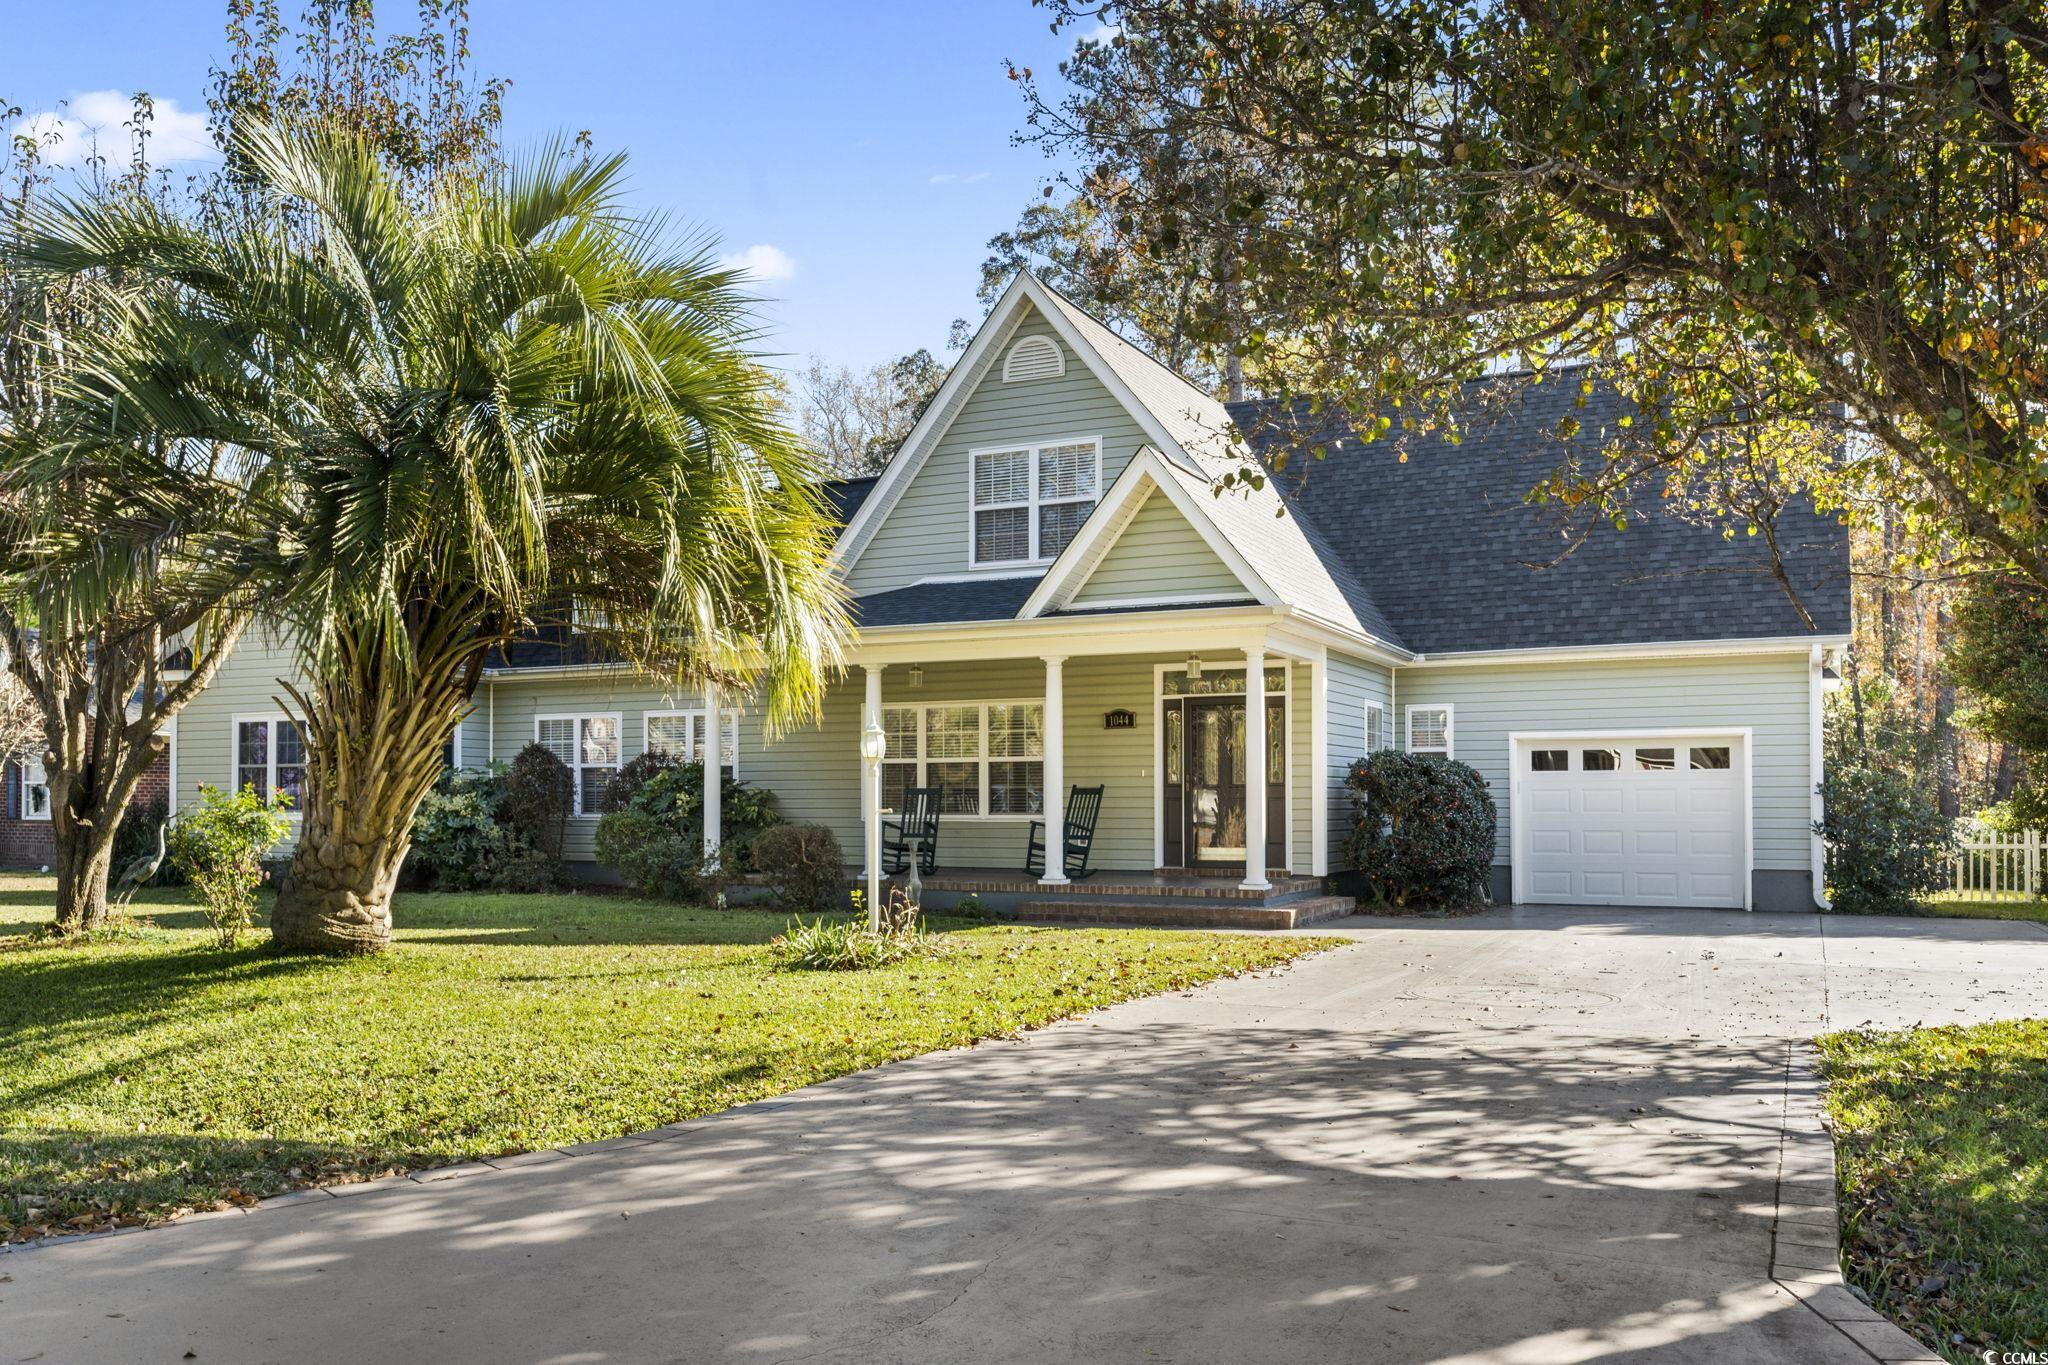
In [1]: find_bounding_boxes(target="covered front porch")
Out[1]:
[828,606,1369,924]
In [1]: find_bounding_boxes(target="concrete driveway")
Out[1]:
[6,907,2044,1364]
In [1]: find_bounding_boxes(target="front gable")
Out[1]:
[840,303,1154,597]
[1067,487,1251,609]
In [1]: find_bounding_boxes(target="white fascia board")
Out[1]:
[1017,446,1273,618]
[1405,634,1851,668]
[480,662,632,681]
[829,275,1034,572]
[1018,276,1209,480]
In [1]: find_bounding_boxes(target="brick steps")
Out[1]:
[1012,894,1355,931]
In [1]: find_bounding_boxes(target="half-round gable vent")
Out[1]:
[1002,334,1065,383]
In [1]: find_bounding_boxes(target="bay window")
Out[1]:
[970,438,1100,567]
[879,700,1044,816]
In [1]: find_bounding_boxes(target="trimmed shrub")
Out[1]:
[506,743,573,863]
[1818,761,1954,915]
[407,765,513,891]
[593,757,779,891]
[1343,751,1497,910]
[751,822,845,913]
[594,809,713,901]
[166,784,292,948]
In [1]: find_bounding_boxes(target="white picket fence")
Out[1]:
[1950,827,2045,901]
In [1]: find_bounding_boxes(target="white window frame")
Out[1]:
[879,698,1045,820]
[643,709,740,775]
[1406,703,1454,757]
[230,713,307,819]
[1002,334,1066,382]
[1364,701,1386,754]
[535,712,624,817]
[18,753,50,822]
[967,436,1102,570]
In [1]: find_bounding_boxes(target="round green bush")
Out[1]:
[750,822,845,914]
[1818,761,1954,914]
[1342,751,1497,909]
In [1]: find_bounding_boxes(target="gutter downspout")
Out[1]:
[488,681,496,765]
[1810,643,1831,910]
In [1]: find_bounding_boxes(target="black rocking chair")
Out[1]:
[882,785,944,877]
[1024,784,1104,880]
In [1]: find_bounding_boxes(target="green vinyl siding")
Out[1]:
[1325,651,1395,871]
[1395,652,1814,871]
[844,306,1155,596]
[1070,488,1245,606]
[167,628,309,851]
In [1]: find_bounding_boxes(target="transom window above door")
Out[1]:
[970,438,1100,567]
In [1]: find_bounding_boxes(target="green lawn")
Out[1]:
[0,877,1335,1241]
[1915,894,2048,925]
[1818,1019,2048,1363]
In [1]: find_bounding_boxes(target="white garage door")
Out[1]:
[1515,736,1747,909]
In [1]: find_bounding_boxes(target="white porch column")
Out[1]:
[1040,655,1068,885]
[1242,643,1271,891]
[702,675,722,867]
[863,664,884,926]
[1311,647,1329,878]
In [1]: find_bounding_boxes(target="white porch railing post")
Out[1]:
[1040,656,1069,885]
[1242,642,1271,892]
[863,665,884,929]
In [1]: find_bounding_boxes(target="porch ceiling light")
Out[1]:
[1186,653,1202,680]
[860,716,887,765]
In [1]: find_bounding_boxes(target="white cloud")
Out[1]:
[11,90,217,170]
[1079,23,1122,45]
[929,170,991,186]
[718,243,797,282]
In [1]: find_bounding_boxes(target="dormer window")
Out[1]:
[1002,334,1064,382]
[971,438,1100,567]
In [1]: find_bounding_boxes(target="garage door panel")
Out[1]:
[1518,736,1746,910]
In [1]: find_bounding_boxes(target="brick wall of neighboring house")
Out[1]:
[0,748,171,871]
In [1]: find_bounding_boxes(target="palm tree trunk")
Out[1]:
[271,786,413,953]
[269,620,477,955]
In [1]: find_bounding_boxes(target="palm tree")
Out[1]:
[19,123,849,953]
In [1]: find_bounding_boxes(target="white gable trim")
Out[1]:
[833,272,1205,574]
[1017,446,1272,619]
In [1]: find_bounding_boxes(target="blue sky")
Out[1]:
[7,1,1098,373]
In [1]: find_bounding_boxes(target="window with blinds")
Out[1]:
[537,714,621,815]
[645,710,739,774]
[970,438,1099,567]
[1406,706,1453,757]
[878,701,1044,817]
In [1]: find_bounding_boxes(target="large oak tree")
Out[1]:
[1019,1,2048,586]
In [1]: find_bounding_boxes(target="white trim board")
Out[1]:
[833,273,1209,575]
[1020,450,1271,618]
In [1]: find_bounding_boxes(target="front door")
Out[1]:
[1162,696,1285,872]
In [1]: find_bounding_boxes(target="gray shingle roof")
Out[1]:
[1031,282,1406,651]
[852,577,1041,628]
[1229,377,1851,655]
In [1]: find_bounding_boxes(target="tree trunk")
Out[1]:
[270,792,411,954]
[268,626,475,955]
[52,824,118,934]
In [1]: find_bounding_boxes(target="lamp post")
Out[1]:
[860,713,886,931]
